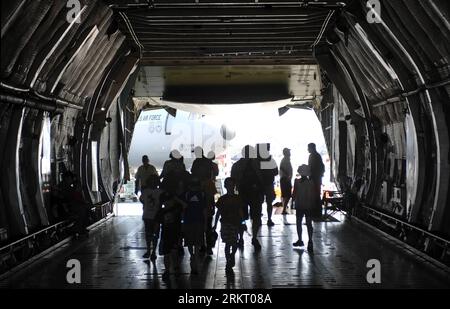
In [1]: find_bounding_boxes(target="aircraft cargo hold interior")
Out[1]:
[0,0,450,291]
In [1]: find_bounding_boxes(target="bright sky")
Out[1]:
[129,100,334,189]
[171,101,333,188]
[200,103,329,174]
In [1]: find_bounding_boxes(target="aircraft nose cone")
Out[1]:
[220,124,236,141]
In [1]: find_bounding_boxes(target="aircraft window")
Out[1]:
[165,113,175,135]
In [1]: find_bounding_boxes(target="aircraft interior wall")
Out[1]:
[1,0,139,243]
[314,0,450,253]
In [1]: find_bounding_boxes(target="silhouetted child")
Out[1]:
[214,177,245,273]
[141,174,163,261]
[159,191,186,279]
[292,165,315,252]
[182,176,207,274]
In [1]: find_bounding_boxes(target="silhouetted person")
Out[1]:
[292,165,315,252]
[230,146,250,248]
[62,172,89,236]
[257,143,278,227]
[191,147,218,255]
[231,145,263,250]
[141,174,163,261]
[207,151,220,181]
[135,155,158,196]
[307,143,325,218]
[160,150,186,180]
[160,150,189,196]
[214,177,245,274]
[50,169,71,220]
[191,147,212,181]
[280,148,293,214]
[159,190,186,279]
[203,151,219,255]
[182,176,207,274]
[159,154,190,260]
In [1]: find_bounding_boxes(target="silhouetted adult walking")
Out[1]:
[204,151,219,254]
[182,176,207,274]
[307,143,325,218]
[231,145,264,250]
[160,150,186,179]
[280,148,293,214]
[191,147,219,255]
[160,150,189,196]
[191,147,213,182]
[135,155,159,196]
[257,143,278,227]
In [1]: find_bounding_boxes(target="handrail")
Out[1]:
[0,202,112,253]
[0,82,84,110]
[361,204,450,245]
[0,220,70,253]
[372,78,450,108]
[109,1,346,10]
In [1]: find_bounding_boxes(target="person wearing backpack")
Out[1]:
[191,147,219,255]
[231,145,264,250]
[160,150,188,196]
[182,176,207,274]
[159,190,186,279]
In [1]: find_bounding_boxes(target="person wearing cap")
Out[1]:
[292,164,315,252]
[280,148,293,215]
[135,155,159,196]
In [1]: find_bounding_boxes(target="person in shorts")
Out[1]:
[214,177,245,273]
